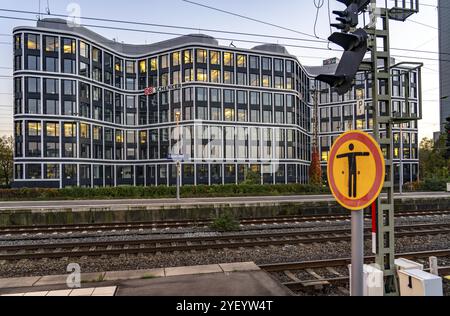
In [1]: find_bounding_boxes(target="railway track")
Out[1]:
[260,249,450,294]
[1,223,449,261]
[1,209,449,236]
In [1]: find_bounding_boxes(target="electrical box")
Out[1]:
[395,258,424,272]
[349,264,384,296]
[398,269,443,296]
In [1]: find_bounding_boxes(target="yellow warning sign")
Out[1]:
[328,131,385,211]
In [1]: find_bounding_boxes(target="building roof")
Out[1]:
[34,18,219,55]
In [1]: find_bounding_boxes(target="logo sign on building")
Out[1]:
[327,130,385,211]
[144,84,182,96]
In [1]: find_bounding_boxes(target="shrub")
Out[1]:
[210,213,240,232]
[0,183,330,201]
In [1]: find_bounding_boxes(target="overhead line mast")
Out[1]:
[316,0,421,296]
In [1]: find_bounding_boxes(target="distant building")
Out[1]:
[12,18,421,188]
[439,0,450,130]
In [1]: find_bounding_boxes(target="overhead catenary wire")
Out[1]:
[181,0,327,40]
[0,7,446,59]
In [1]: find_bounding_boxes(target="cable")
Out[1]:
[313,0,325,39]
[0,8,328,45]
[0,7,448,58]
[181,0,327,40]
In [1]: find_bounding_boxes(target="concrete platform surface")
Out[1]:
[115,271,291,296]
[0,262,260,290]
[0,262,289,296]
[1,192,448,211]
[1,286,116,297]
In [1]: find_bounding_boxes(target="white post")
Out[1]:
[429,257,439,276]
[351,209,364,296]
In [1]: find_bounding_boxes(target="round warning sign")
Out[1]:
[327,130,385,211]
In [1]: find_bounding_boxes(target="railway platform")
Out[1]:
[2,192,450,227]
[0,262,292,297]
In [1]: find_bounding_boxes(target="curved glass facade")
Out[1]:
[12,20,419,188]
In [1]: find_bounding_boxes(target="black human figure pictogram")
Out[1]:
[336,144,370,198]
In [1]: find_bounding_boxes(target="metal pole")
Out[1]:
[176,161,180,200]
[176,111,181,201]
[399,124,403,194]
[351,209,364,296]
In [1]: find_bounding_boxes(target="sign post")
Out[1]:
[327,130,385,296]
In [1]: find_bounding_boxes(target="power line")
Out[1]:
[0,7,448,59]
[181,0,327,40]
[0,8,329,45]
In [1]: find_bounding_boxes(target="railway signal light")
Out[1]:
[316,0,370,95]
[331,0,371,32]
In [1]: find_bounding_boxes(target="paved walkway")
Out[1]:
[1,192,448,211]
[0,262,291,296]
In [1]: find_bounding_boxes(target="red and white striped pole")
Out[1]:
[371,201,377,254]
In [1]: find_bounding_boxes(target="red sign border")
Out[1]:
[327,131,385,211]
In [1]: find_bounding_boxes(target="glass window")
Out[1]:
[27,164,41,179]
[184,50,193,64]
[184,68,194,82]
[46,122,59,137]
[27,34,39,50]
[139,60,147,73]
[79,41,89,58]
[223,71,234,84]
[79,61,89,77]
[224,90,234,104]
[262,93,272,106]
[45,164,59,179]
[210,88,221,103]
[250,56,259,69]
[150,57,158,71]
[45,78,59,94]
[237,54,246,68]
[197,68,208,82]
[28,122,41,136]
[210,51,220,65]
[262,57,271,71]
[237,91,247,105]
[237,73,247,85]
[224,108,235,121]
[250,74,260,86]
[64,123,76,137]
[161,55,168,69]
[27,56,40,71]
[63,101,75,115]
[250,92,260,105]
[210,69,221,83]
[196,49,207,63]
[63,59,76,74]
[44,36,58,52]
[80,123,90,138]
[124,61,134,74]
[45,100,58,115]
[196,87,207,102]
[63,38,76,54]
[172,52,181,66]
[223,52,234,67]
[262,75,272,87]
[27,99,41,114]
[27,77,40,93]
[45,57,58,72]
[274,59,283,72]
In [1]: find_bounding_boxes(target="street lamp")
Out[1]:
[175,111,181,201]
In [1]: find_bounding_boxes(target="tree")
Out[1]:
[0,136,14,187]
[419,136,448,180]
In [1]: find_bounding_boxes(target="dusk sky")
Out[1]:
[0,0,441,140]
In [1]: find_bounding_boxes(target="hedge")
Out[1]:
[0,184,329,201]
